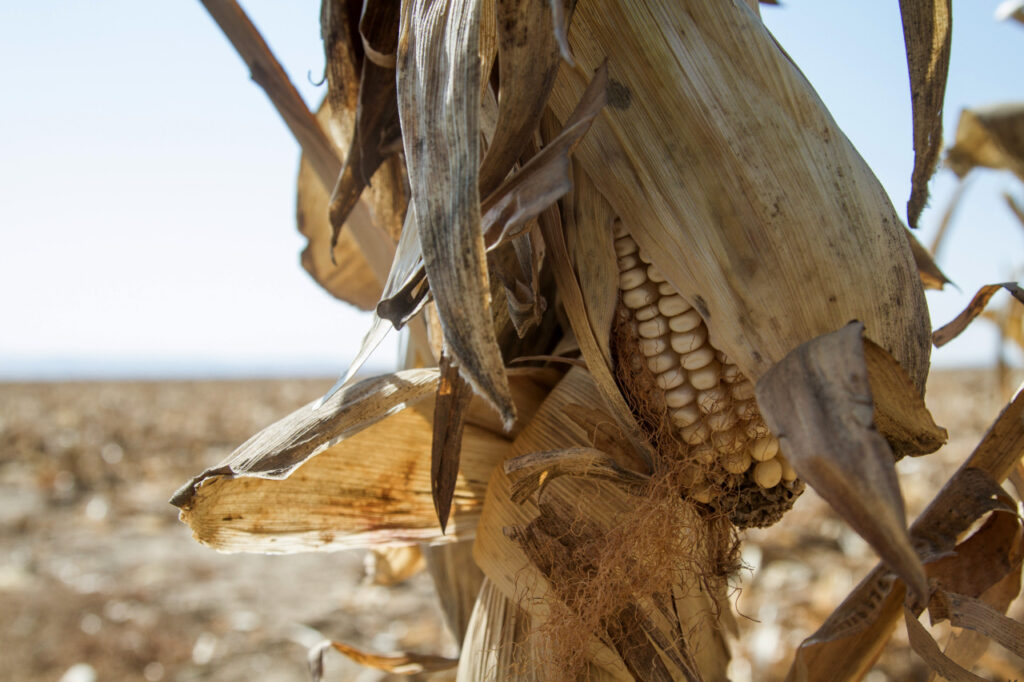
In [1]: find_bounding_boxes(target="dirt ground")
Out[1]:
[0,370,1021,681]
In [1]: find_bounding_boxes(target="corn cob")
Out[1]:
[613,221,802,527]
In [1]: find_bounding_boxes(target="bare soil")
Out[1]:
[0,371,1021,681]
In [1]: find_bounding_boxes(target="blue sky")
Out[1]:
[0,1,1021,379]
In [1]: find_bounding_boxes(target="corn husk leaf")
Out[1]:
[477,0,566,194]
[365,545,426,586]
[756,322,928,600]
[898,0,952,228]
[423,540,486,645]
[946,104,1024,182]
[396,0,516,427]
[932,282,1024,348]
[545,0,932,393]
[787,382,1024,682]
[171,370,512,551]
[456,578,538,681]
[309,639,458,680]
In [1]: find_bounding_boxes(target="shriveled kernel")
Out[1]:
[656,295,690,318]
[657,282,676,296]
[668,309,702,333]
[670,326,708,354]
[721,449,752,475]
[779,455,798,482]
[665,383,697,409]
[671,404,701,429]
[622,285,657,309]
[680,346,715,370]
[655,366,687,390]
[646,264,666,283]
[638,336,668,356]
[696,385,729,414]
[750,436,779,462]
[688,360,720,390]
[706,408,737,433]
[634,303,660,321]
[638,317,670,339]
[619,266,647,291]
[690,485,713,504]
[731,380,755,401]
[690,443,716,466]
[680,420,710,445]
[753,459,783,489]
[744,418,770,439]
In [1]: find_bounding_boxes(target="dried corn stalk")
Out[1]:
[173,1,1024,680]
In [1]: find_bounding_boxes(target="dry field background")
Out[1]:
[1,369,1021,681]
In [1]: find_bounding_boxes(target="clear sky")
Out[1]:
[0,1,1021,380]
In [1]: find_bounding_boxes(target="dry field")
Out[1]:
[1,370,1021,681]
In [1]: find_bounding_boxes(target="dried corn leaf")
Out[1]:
[309,639,458,679]
[1005,192,1024,228]
[904,608,987,682]
[477,0,565,194]
[932,591,1024,659]
[932,282,1024,348]
[863,338,947,458]
[423,540,485,644]
[997,0,1024,23]
[545,0,932,393]
[365,544,426,585]
[946,104,1024,182]
[171,370,511,551]
[926,508,1022,601]
[898,0,952,227]
[397,0,515,427]
[904,224,952,290]
[788,386,1024,681]
[359,0,400,66]
[938,564,1024,674]
[756,322,928,600]
[433,352,475,532]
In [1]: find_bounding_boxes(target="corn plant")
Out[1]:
[173,1,1024,679]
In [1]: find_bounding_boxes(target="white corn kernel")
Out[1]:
[680,420,710,445]
[721,363,741,383]
[668,309,702,333]
[680,346,715,370]
[687,361,720,391]
[690,443,716,466]
[753,459,783,489]
[614,236,636,257]
[779,455,798,482]
[671,403,701,428]
[646,350,678,374]
[619,266,647,291]
[638,317,670,339]
[621,285,657,309]
[655,366,686,390]
[750,436,779,462]
[690,485,713,504]
[721,449,752,474]
[658,295,691,317]
[697,386,729,414]
[646,264,666,283]
[617,253,641,271]
[658,282,676,296]
[671,326,708,354]
[638,336,668,356]
[634,303,660,321]
[665,383,697,409]
[713,427,746,455]
[706,408,737,433]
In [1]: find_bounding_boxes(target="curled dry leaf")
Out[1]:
[946,103,1024,182]
[903,608,988,682]
[898,0,952,228]
[932,282,1024,348]
[170,370,511,551]
[904,224,952,290]
[365,544,426,586]
[756,322,928,601]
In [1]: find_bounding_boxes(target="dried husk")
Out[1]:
[945,103,1024,182]
[544,0,932,395]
